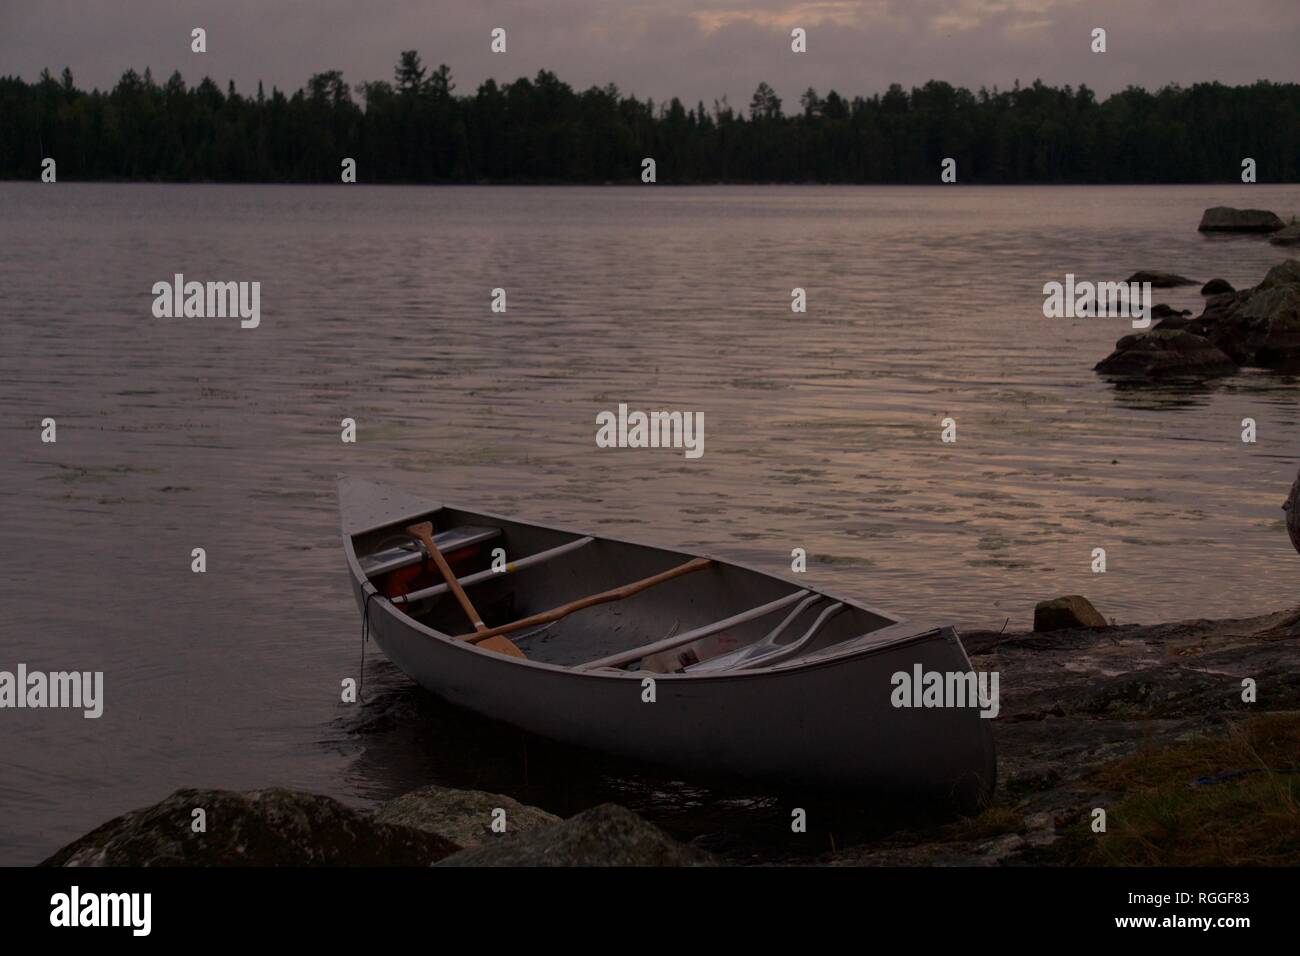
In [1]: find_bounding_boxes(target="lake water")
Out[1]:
[2,183,1299,864]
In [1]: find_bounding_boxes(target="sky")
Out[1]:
[3,0,1299,105]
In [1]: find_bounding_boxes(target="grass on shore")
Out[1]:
[1045,713,1300,866]
[935,804,1026,843]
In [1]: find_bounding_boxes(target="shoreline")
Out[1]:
[39,601,1300,867]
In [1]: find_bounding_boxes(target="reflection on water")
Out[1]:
[1102,378,1219,410]
[2,183,1299,864]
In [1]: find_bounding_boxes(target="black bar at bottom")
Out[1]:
[0,866,1281,942]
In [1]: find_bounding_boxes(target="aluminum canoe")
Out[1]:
[339,477,996,805]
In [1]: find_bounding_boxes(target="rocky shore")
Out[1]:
[849,600,1300,865]
[41,597,1300,867]
[1096,206,1300,380]
[41,784,713,867]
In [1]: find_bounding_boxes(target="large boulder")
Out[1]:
[41,788,459,866]
[1202,290,1247,315]
[1150,303,1193,331]
[1201,278,1234,295]
[1033,596,1108,632]
[1286,470,1300,555]
[1259,259,1300,290]
[373,785,560,848]
[1183,291,1248,338]
[1183,262,1300,368]
[1269,223,1300,246]
[1197,206,1285,233]
[1125,270,1198,288]
[436,803,714,867]
[1094,329,1237,379]
[1216,284,1300,369]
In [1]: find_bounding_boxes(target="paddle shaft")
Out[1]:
[462,557,713,643]
[407,522,487,632]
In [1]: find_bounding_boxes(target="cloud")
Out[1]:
[692,3,871,33]
[1,0,1296,105]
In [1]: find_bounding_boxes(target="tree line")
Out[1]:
[2,51,1298,184]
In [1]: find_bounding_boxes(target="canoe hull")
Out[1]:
[348,565,996,805]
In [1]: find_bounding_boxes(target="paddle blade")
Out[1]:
[478,635,527,659]
[406,521,434,542]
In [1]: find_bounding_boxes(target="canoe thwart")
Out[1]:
[361,525,502,579]
[576,588,812,671]
[391,536,595,605]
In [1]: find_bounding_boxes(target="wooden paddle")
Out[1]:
[460,557,713,644]
[406,522,525,659]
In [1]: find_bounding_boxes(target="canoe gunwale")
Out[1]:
[337,476,966,681]
[348,530,962,681]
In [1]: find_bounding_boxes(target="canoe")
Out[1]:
[339,477,996,804]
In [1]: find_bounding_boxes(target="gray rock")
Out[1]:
[1125,270,1198,288]
[1202,290,1247,316]
[374,784,559,848]
[41,788,460,866]
[1094,329,1237,379]
[1285,469,1300,555]
[1226,284,1300,369]
[1197,206,1285,233]
[1146,303,1193,330]
[436,803,714,867]
[1269,223,1300,246]
[1188,268,1300,368]
[1182,291,1249,343]
[1201,278,1234,295]
[1258,258,1300,290]
[1033,595,1108,631]
[1102,261,1300,373]
[1152,314,1194,331]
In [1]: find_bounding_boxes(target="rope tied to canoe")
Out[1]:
[358,586,383,703]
